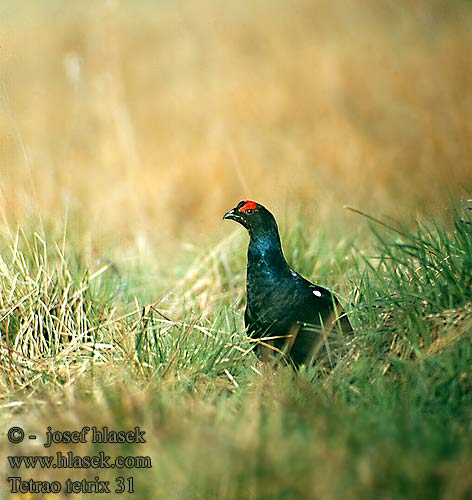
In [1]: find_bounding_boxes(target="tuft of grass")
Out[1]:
[0,227,124,396]
[352,199,471,363]
[332,200,472,426]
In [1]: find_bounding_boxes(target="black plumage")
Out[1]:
[224,200,352,367]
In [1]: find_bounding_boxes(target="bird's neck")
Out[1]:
[247,227,288,272]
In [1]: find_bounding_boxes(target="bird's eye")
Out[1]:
[245,209,254,214]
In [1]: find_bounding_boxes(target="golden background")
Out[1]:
[1,0,471,247]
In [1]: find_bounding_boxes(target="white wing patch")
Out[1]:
[313,290,322,297]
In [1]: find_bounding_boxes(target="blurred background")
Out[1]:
[1,0,471,249]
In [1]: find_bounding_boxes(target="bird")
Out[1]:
[223,200,352,367]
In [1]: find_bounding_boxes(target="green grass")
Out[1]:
[1,199,471,500]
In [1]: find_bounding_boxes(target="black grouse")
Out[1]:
[224,200,352,367]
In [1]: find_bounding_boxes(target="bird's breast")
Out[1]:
[246,267,303,324]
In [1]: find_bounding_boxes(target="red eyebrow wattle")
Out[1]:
[239,200,258,213]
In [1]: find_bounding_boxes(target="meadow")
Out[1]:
[1,1,472,499]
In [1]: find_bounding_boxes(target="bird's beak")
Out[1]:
[223,208,237,221]
[223,208,245,225]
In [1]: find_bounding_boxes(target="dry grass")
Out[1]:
[1,0,471,248]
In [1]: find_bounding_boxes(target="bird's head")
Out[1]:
[223,200,278,235]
